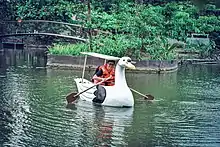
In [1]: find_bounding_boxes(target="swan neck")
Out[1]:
[115,64,127,86]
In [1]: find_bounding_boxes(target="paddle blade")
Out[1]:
[144,94,154,100]
[66,92,78,103]
[66,103,77,110]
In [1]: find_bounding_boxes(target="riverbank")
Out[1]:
[1,49,219,73]
[46,54,178,73]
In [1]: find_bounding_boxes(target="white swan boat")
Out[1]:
[73,52,136,107]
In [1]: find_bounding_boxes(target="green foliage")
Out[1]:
[192,0,220,9]
[90,11,118,30]
[5,0,220,60]
[185,39,215,58]
[16,0,86,23]
[91,34,140,57]
[49,1,219,60]
[195,16,219,32]
[49,43,89,55]
[146,37,178,60]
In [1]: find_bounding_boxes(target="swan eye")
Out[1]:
[127,59,131,62]
[123,59,125,61]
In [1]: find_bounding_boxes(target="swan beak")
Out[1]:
[126,62,136,69]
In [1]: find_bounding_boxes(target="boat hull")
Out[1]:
[74,78,134,107]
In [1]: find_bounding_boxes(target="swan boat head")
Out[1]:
[117,57,136,70]
[117,57,136,72]
[74,55,136,107]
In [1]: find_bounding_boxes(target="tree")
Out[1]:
[15,0,86,22]
[0,0,17,21]
[192,0,220,8]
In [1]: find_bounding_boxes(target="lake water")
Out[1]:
[0,51,220,147]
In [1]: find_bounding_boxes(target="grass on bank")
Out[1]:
[48,33,214,60]
[48,43,89,56]
[48,35,180,60]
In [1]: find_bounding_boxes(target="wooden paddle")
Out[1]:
[129,87,154,100]
[66,77,111,104]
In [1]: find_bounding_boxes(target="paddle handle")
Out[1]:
[129,87,146,97]
[74,76,111,97]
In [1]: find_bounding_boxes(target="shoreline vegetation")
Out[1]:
[46,1,219,61]
[2,0,220,72]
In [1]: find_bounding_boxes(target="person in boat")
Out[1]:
[92,60,115,86]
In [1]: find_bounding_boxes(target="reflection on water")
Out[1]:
[0,52,220,146]
[67,101,134,146]
[0,50,47,69]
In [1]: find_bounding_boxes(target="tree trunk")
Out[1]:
[87,0,92,51]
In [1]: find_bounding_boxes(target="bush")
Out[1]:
[49,43,89,55]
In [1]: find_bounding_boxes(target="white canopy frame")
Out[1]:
[80,52,120,82]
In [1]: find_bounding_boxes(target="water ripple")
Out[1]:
[1,66,220,146]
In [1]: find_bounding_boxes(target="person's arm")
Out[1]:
[92,70,112,82]
[92,69,104,82]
